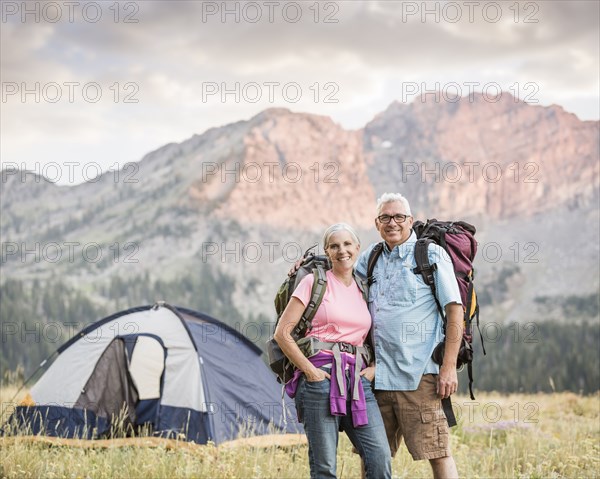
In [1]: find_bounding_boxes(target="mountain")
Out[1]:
[1,93,599,328]
[365,93,599,220]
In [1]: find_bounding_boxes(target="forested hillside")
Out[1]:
[2,278,598,393]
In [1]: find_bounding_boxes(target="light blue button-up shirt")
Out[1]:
[356,231,462,391]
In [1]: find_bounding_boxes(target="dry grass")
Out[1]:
[1,386,598,478]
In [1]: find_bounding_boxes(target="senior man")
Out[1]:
[356,192,462,479]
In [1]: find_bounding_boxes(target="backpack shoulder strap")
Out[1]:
[353,269,372,362]
[353,270,369,302]
[413,239,446,325]
[293,264,327,338]
[413,238,435,285]
[367,242,385,285]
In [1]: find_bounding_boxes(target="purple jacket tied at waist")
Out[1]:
[285,350,368,427]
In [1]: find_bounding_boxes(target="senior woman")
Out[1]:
[274,223,391,479]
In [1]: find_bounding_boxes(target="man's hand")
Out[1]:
[437,364,458,398]
[288,258,305,277]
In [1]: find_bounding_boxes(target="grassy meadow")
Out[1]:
[1,385,598,479]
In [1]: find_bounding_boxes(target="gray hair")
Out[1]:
[322,223,360,250]
[376,193,412,216]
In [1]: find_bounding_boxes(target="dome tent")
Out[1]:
[8,303,300,444]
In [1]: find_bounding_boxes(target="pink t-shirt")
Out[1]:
[292,270,371,346]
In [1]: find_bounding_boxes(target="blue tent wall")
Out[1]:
[178,308,302,443]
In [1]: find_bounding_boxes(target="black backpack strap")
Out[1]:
[413,239,445,325]
[467,363,475,400]
[367,242,385,286]
[441,396,457,427]
[464,283,486,358]
[293,264,327,338]
[474,301,485,356]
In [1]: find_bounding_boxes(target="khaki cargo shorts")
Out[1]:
[374,374,451,461]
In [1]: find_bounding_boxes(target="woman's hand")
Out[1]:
[305,366,331,382]
[360,365,376,382]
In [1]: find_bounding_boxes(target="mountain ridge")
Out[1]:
[1,94,598,324]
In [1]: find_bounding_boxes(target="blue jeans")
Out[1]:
[295,373,392,479]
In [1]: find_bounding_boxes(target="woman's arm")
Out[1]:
[274,297,331,382]
[360,365,376,381]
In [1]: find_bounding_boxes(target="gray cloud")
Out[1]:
[1,0,598,183]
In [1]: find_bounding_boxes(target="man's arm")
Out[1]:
[437,302,463,398]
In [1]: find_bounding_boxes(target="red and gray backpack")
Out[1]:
[367,219,485,401]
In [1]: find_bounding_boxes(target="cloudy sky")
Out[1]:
[1,0,598,184]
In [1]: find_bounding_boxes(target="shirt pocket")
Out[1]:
[387,263,417,305]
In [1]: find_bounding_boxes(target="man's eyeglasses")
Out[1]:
[377,214,411,224]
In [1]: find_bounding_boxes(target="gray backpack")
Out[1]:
[266,246,368,383]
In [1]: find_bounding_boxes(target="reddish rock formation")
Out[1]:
[364,93,599,220]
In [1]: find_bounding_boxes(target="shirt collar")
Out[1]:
[383,231,417,259]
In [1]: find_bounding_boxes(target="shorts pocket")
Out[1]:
[420,408,448,451]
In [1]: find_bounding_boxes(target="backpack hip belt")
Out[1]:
[298,337,373,364]
[297,337,373,401]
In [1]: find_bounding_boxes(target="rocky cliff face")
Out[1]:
[186,108,376,231]
[364,93,599,221]
[1,96,598,322]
